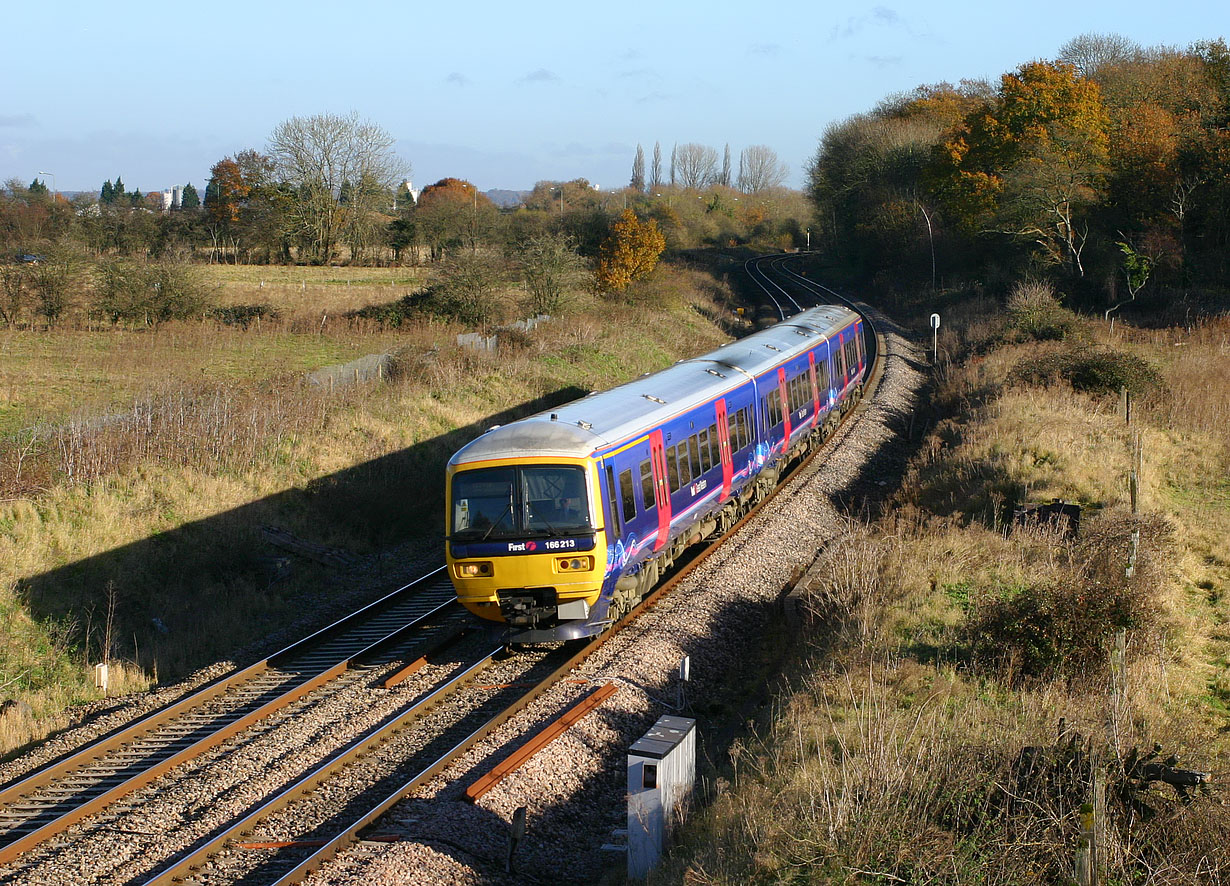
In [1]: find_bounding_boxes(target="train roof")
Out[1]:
[449,304,861,467]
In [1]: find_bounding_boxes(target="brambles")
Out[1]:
[965,512,1169,682]
[1010,346,1162,395]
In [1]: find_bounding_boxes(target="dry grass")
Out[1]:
[652,289,1230,885]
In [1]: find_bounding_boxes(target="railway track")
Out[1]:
[0,257,890,884]
[0,570,463,880]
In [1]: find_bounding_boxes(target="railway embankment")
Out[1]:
[651,282,1230,884]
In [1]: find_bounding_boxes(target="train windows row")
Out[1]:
[606,335,860,534]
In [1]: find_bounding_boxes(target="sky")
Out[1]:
[3,1,1225,196]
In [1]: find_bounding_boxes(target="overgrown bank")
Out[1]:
[654,283,1230,884]
[0,260,747,755]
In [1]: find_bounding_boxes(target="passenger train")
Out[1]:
[445,305,868,642]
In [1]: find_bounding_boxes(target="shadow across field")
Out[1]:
[16,386,589,683]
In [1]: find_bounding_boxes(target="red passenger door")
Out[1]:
[777,366,792,445]
[649,430,671,551]
[808,351,820,418]
[715,398,733,501]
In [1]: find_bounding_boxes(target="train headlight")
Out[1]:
[556,555,594,572]
[456,561,493,578]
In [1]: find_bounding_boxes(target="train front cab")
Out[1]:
[446,457,610,640]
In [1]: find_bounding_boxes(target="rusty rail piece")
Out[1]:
[465,681,618,802]
[0,568,459,866]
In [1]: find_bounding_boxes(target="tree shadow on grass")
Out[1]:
[15,386,588,686]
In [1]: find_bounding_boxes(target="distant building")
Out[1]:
[172,185,183,209]
[397,179,419,207]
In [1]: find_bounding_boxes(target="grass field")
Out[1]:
[0,265,438,438]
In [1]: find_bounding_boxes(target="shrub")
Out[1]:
[211,303,279,328]
[95,258,215,325]
[1010,347,1162,396]
[428,252,507,325]
[965,512,1170,682]
[1003,281,1077,341]
[348,292,430,327]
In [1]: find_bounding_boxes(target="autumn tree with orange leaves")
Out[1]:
[595,209,666,292]
[416,178,497,260]
[933,61,1110,276]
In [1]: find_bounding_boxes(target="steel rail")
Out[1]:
[140,645,507,886]
[0,569,457,866]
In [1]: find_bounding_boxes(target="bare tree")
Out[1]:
[669,143,677,186]
[1058,33,1139,79]
[675,143,719,189]
[720,144,732,187]
[268,111,408,263]
[738,145,789,193]
[650,142,663,189]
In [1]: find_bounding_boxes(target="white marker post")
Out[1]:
[930,312,941,364]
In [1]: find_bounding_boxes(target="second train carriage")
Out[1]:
[445,305,867,642]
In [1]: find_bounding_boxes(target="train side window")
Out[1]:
[667,446,680,492]
[734,408,746,450]
[768,389,781,427]
[639,461,654,511]
[619,468,636,522]
[689,435,702,477]
[676,441,691,487]
[706,424,718,468]
[818,357,829,392]
[605,465,621,540]
[697,428,711,472]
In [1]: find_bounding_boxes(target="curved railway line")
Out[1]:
[0,254,899,885]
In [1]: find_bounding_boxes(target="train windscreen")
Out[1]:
[451,465,592,539]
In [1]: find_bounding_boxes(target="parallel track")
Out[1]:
[0,569,461,869]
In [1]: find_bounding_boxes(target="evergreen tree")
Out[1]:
[181,182,201,209]
[720,144,732,187]
[101,180,114,204]
[650,142,663,189]
[28,178,49,198]
[669,144,677,186]
[114,177,126,201]
[130,188,142,207]
[630,144,646,192]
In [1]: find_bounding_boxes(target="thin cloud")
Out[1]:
[0,114,36,128]
[445,72,471,87]
[749,43,781,57]
[865,55,903,67]
[520,68,561,84]
[831,5,910,39]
